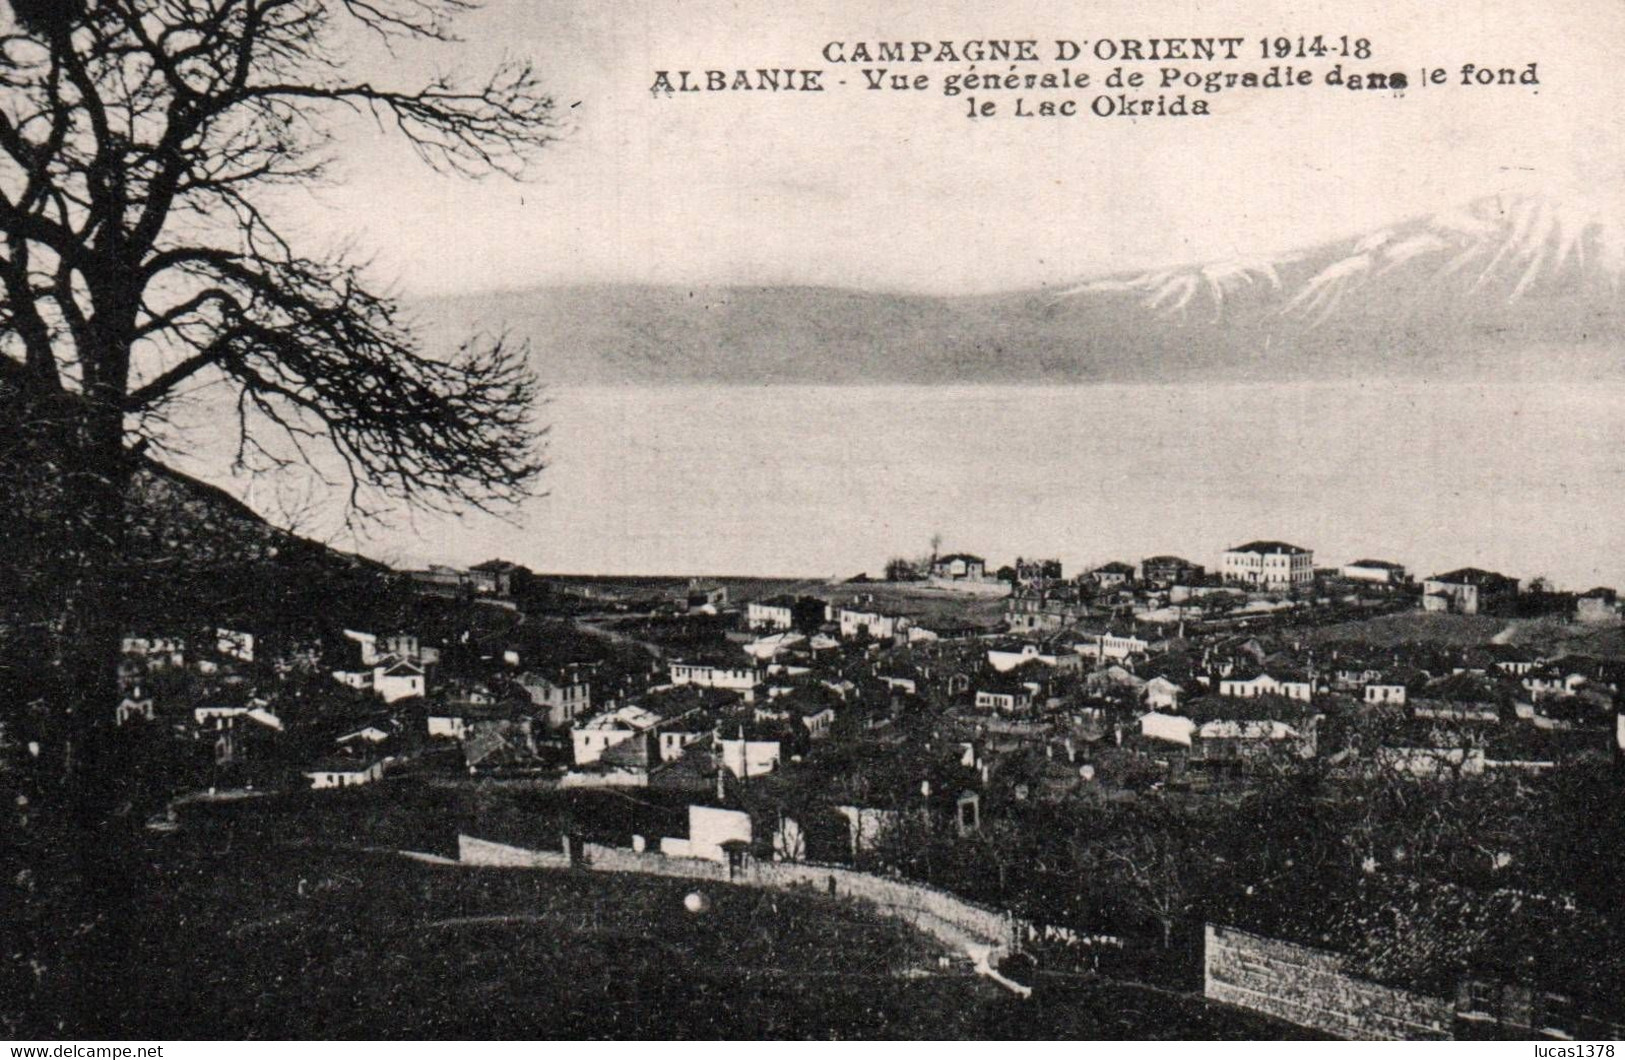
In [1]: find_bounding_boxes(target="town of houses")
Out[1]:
[96,538,1625,806]
[69,535,1625,1036]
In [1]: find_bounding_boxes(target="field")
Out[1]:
[812,581,1013,629]
[21,830,1309,1039]
[543,572,1012,630]
[1303,610,1625,658]
[1303,611,1507,648]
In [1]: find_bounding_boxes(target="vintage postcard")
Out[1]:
[2,0,1622,1045]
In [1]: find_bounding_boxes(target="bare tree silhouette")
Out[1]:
[0,0,557,813]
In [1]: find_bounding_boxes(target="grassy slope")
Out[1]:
[548,574,1012,628]
[44,834,1307,1040]
[1304,612,1507,648]
[809,582,1013,629]
[1305,610,1625,659]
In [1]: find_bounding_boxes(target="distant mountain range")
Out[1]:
[419,193,1625,387]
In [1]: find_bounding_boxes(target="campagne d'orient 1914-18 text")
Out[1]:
[649,36,1540,118]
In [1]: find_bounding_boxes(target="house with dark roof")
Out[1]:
[1422,568,1519,615]
[973,673,1038,715]
[1091,561,1137,588]
[685,580,728,613]
[1483,643,1542,676]
[373,658,425,703]
[468,558,531,597]
[1012,557,1063,587]
[1342,559,1410,585]
[516,666,592,729]
[1141,555,1205,587]
[1575,587,1620,625]
[1005,589,1090,634]
[463,719,542,773]
[931,553,986,581]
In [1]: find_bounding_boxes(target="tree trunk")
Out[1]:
[56,396,137,1035]
[62,400,131,803]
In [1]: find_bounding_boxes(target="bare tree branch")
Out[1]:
[0,0,559,517]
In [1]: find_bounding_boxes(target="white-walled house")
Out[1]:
[931,553,987,582]
[974,686,1035,713]
[1220,541,1314,590]
[658,728,711,763]
[800,706,837,738]
[746,596,798,631]
[1144,676,1185,711]
[1522,668,1587,701]
[1079,629,1151,662]
[517,669,593,729]
[669,661,758,695]
[427,713,468,740]
[572,705,662,765]
[380,632,438,666]
[1364,682,1408,705]
[837,607,911,642]
[1422,568,1518,615]
[1194,719,1306,759]
[718,735,782,778]
[304,757,386,789]
[1219,671,1314,702]
[1092,561,1136,588]
[333,668,373,692]
[1140,711,1197,747]
[373,659,426,703]
[216,627,255,663]
[660,804,753,862]
[987,642,1078,673]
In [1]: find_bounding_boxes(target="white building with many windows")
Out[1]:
[1220,541,1314,590]
[668,661,758,694]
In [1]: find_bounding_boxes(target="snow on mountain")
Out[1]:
[1066,192,1625,328]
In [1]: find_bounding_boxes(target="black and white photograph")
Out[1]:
[2,0,1623,1044]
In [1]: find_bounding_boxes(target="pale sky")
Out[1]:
[288,0,1625,297]
[184,0,1625,585]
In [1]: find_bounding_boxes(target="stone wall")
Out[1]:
[1204,924,1455,1040]
[749,860,1019,950]
[457,834,571,869]
[454,832,1021,973]
[580,841,728,880]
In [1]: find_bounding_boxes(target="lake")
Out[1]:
[339,381,1625,590]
